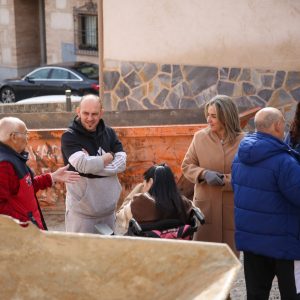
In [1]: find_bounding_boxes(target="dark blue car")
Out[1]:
[0,61,99,103]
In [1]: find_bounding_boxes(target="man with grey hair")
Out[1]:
[232,107,300,299]
[61,94,126,234]
[0,117,80,230]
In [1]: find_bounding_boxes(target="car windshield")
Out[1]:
[73,63,99,80]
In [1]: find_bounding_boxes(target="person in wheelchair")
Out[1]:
[115,163,204,239]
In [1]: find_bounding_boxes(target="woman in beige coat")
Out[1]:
[181,95,243,255]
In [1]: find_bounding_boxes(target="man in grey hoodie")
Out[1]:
[61,94,126,233]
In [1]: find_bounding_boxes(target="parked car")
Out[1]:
[0,61,99,103]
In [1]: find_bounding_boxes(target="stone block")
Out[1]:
[0,215,241,300]
[127,97,144,110]
[140,63,158,82]
[261,74,273,88]
[1,47,11,63]
[154,88,169,106]
[290,87,300,102]
[234,96,253,111]
[249,96,266,107]
[179,97,198,109]
[131,61,144,72]
[268,88,294,107]
[131,85,147,101]
[165,92,180,109]
[258,89,273,101]
[183,66,218,96]
[56,0,66,9]
[242,82,256,95]
[103,92,112,111]
[50,12,72,30]
[117,99,128,111]
[182,82,193,97]
[124,71,142,89]
[158,73,171,87]
[115,81,130,98]
[238,69,251,81]
[121,62,133,77]
[0,8,9,24]
[274,71,285,89]
[229,68,241,81]
[161,64,171,73]
[142,97,159,109]
[217,81,234,96]
[286,71,300,90]
[171,65,183,87]
[104,71,120,91]
[220,68,229,80]
[148,77,161,100]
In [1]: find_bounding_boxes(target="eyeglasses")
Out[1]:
[11,131,29,137]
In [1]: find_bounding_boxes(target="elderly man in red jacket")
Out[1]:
[0,117,80,230]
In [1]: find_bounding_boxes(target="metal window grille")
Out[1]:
[74,1,98,56]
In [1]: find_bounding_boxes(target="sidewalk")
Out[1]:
[44,214,280,300]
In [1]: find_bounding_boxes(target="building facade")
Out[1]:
[1,0,300,118]
[0,0,99,80]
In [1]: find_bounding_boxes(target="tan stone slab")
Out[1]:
[0,215,241,300]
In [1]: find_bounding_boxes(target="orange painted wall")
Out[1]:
[27,125,205,213]
[27,107,259,213]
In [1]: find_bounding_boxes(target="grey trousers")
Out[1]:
[65,209,115,234]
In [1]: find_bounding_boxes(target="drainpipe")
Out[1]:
[98,0,104,103]
[39,0,47,65]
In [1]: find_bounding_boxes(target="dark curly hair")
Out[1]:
[289,102,300,145]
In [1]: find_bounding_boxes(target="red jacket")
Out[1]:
[0,143,52,230]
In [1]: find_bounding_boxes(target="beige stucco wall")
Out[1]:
[0,0,40,78]
[14,0,40,69]
[0,1,17,67]
[103,0,300,70]
[45,0,99,64]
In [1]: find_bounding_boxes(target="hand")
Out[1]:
[51,164,80,184]
[203,170,224,186]
[82,148,89,155]
[102,152,114,166]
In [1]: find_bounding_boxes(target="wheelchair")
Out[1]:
[126,208,205,240]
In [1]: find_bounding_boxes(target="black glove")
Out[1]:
[203,170,224,186]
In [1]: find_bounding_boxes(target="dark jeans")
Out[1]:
[244,251,300,300]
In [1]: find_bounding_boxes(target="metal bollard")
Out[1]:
[65,89,71,111]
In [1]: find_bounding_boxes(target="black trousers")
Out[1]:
[244,251,300,300]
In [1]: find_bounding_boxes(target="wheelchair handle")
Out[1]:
[129,218,143,234]
[192,208,205,225]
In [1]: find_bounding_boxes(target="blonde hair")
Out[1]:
[0,117,25,142]
[205,95,242,144]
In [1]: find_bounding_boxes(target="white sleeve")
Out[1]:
[97,151,127,176]
[68,151,105,175]
[68,151,126,176]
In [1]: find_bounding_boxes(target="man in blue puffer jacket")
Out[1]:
[232,107,300,300]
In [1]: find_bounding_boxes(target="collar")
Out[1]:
[0,141,29,162]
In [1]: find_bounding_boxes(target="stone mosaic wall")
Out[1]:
[103,60,300,117]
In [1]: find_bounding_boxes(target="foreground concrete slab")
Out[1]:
[0,215,241,300]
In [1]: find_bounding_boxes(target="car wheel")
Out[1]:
[1,87,16,103]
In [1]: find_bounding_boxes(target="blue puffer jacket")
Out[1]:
[232,132,300,260]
